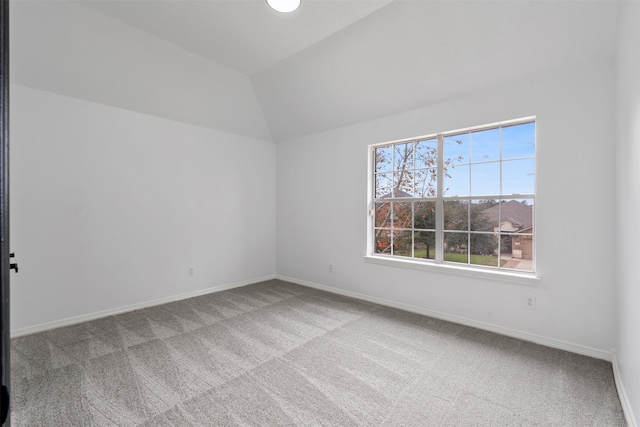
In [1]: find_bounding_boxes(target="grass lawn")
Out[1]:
[397,248,507,267]
[444,252,507,267]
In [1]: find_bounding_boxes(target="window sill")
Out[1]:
[363,255,540,286]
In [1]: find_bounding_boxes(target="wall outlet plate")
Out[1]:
[525,295,536,310]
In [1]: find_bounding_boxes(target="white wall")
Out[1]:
[615,0,640,424]
[10,85,276,331]
[277,59,617,354]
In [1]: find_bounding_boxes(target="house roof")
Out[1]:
[481,200,533,231]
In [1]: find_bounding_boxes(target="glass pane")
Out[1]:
[471,128,500,163]
[393,142,414,171]
[471,162,500,196]
[392,202,412,229]
[443,164,469,196]
[444,232,468,264]
[414,201,436,230]
[470,233,499,267]
[500,233,512,256]
[393,230,413,257]
[497,199,533,233]
[414,138,437,198]
[414,231,435,259]
[374,202,391,228]
[471,199,499,231]
[375,172,392,198]
[501,234,533,272]
[375,145,393,173]
[502,122,535,160]
[444,201,468,231]
[393,171,414,197]
[497,199,533,269]
[444,133,469,165]
[415,138,438,169]
[414,168,437,197]
[374,229,392,254]
[502,158,535,195]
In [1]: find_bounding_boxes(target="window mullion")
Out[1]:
[498,127,502,258]
[436,134,444,263]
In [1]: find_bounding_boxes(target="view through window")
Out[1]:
[371,118,535,272]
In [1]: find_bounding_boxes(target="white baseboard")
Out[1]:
[277,275,612,361]
[11,274,276,338]
[612,351,638,427]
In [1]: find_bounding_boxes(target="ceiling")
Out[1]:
[79,0,394,76]
[11,0,622,142]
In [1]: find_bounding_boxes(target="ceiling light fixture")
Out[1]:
[267,0,300,13]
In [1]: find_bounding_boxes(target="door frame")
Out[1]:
[0,0,10,424]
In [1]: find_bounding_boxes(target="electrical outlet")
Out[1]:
[329,264,333,273]
[188,267,195,277]
[525,295,536,310]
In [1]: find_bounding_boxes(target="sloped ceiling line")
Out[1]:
[11,1,621,143]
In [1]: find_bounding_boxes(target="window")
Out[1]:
[370,118,535,274]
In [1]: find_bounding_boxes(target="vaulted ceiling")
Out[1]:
[79,0,394,76]
[10,0,621,142]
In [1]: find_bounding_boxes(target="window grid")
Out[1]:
[371,118,535,273]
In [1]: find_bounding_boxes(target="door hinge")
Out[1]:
[9,253,17,273]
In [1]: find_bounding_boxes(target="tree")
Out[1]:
[374,138,462,255]
[413,202,436,258]
[443,200,497,256]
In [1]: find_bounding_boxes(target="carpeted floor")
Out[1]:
[10,279,626,426]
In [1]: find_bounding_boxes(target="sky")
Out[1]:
[375,121,536,199]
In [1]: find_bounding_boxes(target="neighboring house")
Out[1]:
[512,226,533,260]
[480,200,533,259]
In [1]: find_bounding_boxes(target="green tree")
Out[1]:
[413,202,436,258]
[444,200,496,256]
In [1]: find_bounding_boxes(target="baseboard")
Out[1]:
[612,350,638,427]
[13,272,614,362]
[11,274,276,338]
[277,275,612,361]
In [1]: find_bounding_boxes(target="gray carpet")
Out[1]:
[10,279,626,426]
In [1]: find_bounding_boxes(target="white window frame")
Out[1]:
[365,117,539,285]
